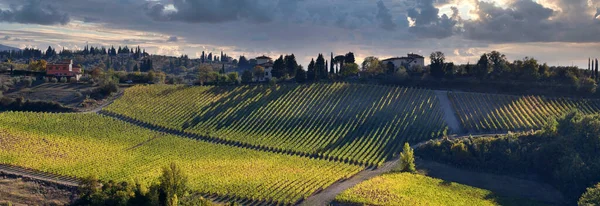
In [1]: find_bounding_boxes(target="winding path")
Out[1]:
[300,159,400,206]
[434,90,462,134]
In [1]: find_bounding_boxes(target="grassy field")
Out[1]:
[335,172,545,206]
[449,92,600,133]
[104,83,447,166]
[0,112,362,205]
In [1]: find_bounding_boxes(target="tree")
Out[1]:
[227,72,239,84]
[334,55,346,74]
[398,143,416,173]
[272,55,286,78]
[340,63,359,77]
[296,67,307,83]
[238,56,249,69]
[197,65,214,85]
[316,54,327,79]
[362,56,383,75]
[345,52,356,64]
[488,51,510,78]
[430,51,446,78]
[579,183,600,206]
[157,163,188,206]
[241,70,253,83]
[284,54,299,77]
[476,54,491,79]
[386,62,396,74]
[330,52,335,74]
[253,65,265,81]
[307,59,316,81]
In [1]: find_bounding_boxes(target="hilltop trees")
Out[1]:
[430,51,446,78]
[362,56,383,76]
[307,59,316,81]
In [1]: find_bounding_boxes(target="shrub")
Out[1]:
[60,77,68,83]
[50,77,58,83]
[579,183,600,206]
[269,78,277,87]
[398,143,416,173]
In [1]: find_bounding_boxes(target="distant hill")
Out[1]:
[0,44,20,51]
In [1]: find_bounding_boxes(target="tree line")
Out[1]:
[416,110,600,204]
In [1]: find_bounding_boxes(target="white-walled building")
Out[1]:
[382,53,425,70]
[255,55,273,82]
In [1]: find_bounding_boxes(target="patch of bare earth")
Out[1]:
[0,175,77,206]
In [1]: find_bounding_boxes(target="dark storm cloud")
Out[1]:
[463,0,600,42]
[0,0,70,25]
[406,0,460,38]
[376,0,397,31]
[147,0,273,24]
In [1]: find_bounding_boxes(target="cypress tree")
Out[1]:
[596,59,600,81]
[330,52,335,74]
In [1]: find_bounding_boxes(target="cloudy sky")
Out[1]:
[0,0,599,67]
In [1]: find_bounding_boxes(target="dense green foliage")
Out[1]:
[0,112,361,205]
[397,143,415,173]
[335,173,539,206]
[417,111,600,202]
[449,92,600,133]
[578,183,600,206]
[76,163,214,206]
[104,83,447,166]
[0,97,74,112]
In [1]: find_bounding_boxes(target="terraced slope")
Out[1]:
[103,83,447,167]
[0,112,361,205]
[449,92,600,133]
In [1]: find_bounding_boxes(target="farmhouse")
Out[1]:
[382,53,425,70]
[256,55,273,82]
[46,59,82,81]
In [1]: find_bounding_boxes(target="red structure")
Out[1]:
[46,59,82,80]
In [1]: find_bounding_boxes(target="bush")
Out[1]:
[416,111,600,202]
[269,78,277,87]
[579,183,600,206]
[398,143,416,173]
[0,97,74,112]
[60,77,68,83]
[50,77,58,83]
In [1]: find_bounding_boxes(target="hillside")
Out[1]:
[102,83,448,167]
[334,172,546,206]
[0,44,20,52]
[0,112,361,205]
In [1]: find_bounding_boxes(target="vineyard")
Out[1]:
[103,83,448,167]
[334,173,539,206]
[0,112,362,205]
[449,92,600,133]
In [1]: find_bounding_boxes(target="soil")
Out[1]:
[0,174,77,206]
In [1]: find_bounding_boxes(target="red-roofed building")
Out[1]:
[46,59,82,81]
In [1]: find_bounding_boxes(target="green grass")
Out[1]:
[0,112,362,205]
[335,172,546,206]
[104,83,447,166]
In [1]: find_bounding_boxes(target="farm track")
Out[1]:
[98,110,370,168]
[434,90,462,133]
[0,164,80,187]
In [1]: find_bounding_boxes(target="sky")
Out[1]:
[0,0,599,68]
